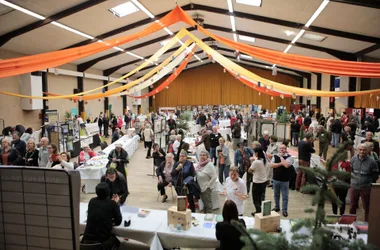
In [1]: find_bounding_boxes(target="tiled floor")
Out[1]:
[80,139,365,221]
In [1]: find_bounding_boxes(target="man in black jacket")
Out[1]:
[296,132,315,191]
[231,121,241,150]
[124,112,130,129]
[199,112,207,127]
[101,168,129,205]
[12,131,26,164]
[167,115,177,132]
[103,113,110,137]
[209,126,222,165]
[83,182,122,249]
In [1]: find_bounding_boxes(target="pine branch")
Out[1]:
[299,166,317,178]
[300,184,320,194]
[330,170,351,180]
[330,180,350,189]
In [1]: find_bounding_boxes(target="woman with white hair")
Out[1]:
[156,153,175,203]
[0,138,20,165]
[143,124,154,159]
[196,150,217,213]
[23,139,39,166]
[79,143,97,165]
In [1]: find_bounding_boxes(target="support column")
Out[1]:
[329,75,335,110]
[41,72,48,126]
[122,82,127,114]
[348,77,356,108]
[76,76,85,118]
[316,73,322,109]
[103,80,109,115]
[306,75,311,107]
[299,78,304,104]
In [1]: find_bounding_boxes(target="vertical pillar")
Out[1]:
[103,80,109,116]
[329,75,335,110]
[77,76,85,119]
[316,73,322,109]
[306,75,311,107]
[122,82,127,114]
[348,77,356,108]
[41,72,48,126]
[299,78,304,104]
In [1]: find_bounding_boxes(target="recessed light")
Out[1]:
[239,35,256,43]
[159,40,169,46]
[285,31,295,36]
[109,1,139,18]
[302,32,326,42]
[240,54,252,59]
[236,0,262,7]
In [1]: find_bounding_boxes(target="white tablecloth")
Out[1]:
[76,135,140,193]
[102,135,140,157]
[80,203,164,250]
[218,119,230,128]
[80,203,367,249]
[85,122,99,135]
[190,124,201,134]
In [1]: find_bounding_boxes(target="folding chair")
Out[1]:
[156,185,176,203]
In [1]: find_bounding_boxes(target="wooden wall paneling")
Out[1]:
[153,64,297,111]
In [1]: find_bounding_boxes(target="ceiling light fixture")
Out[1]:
[236,0,262,7]
[51,21,94,40]
[230,16,236,31]
[0,0,45,19]
[227,0,234,12]
[131,0,154,18]
[163,27,173,35]
[291,29,305,44]
[239,35,256,43]
[109,1,139,18]
[233,33,237,42]
[302,32,326,42]
[240,54,252,59]
[285,31,295,36]
[113,46,124,52]
[126,51,144,60]
[159,40,169,46]
[305,0,329,27]
[283,44,292,53]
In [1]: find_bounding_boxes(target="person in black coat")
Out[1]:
[331,119,343,148]
[107,144,129,178]
[98,112,103,135]
[171,150,197,212]
[199,112,207,127]
[290,118,301,146]
[0,138,20,165]
[23,139,39,166]
[152,143,166,167]
[110,114,118,135]
[259,133,270,152]
[11,131,26,161]
[303,115,312,129]
[156,153,175,203]
[103,114,110,137]
[167,115,177,132]
[100,168,128,205]
[83,182,122,249]
[216,200,246,250]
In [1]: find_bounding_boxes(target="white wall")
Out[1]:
[0,49,41,129]
[320,73,331,116]
[311,74,317,105]
[141,87,150,114]
[335,76,349,115]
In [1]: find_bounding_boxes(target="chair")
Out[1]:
[156,185,176,203]
[80,243,103,250]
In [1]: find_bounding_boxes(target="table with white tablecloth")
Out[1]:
[80,202,367,250]
[79,203,164,250]
[218,119,230,128]
[76,135,140,193]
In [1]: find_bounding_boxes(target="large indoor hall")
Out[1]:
[0,0,379,250]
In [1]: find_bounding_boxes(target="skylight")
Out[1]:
[236,0,262,7]
[239,35,256,43]
[109,1,139,18]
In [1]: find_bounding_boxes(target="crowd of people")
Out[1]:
[1,107,379,250]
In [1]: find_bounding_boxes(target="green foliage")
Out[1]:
[233,140,377,250]
[176,120,190,132]
[64,110,72,120]
[179,111,193,121]
[277,110,291,123]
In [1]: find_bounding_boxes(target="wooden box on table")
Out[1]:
[167,206,192,230]
[254,211,280,232]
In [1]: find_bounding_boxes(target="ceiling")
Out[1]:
[0,0,379,78]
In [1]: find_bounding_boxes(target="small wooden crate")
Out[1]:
[167,206,192,230]
[254,211,280,232]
